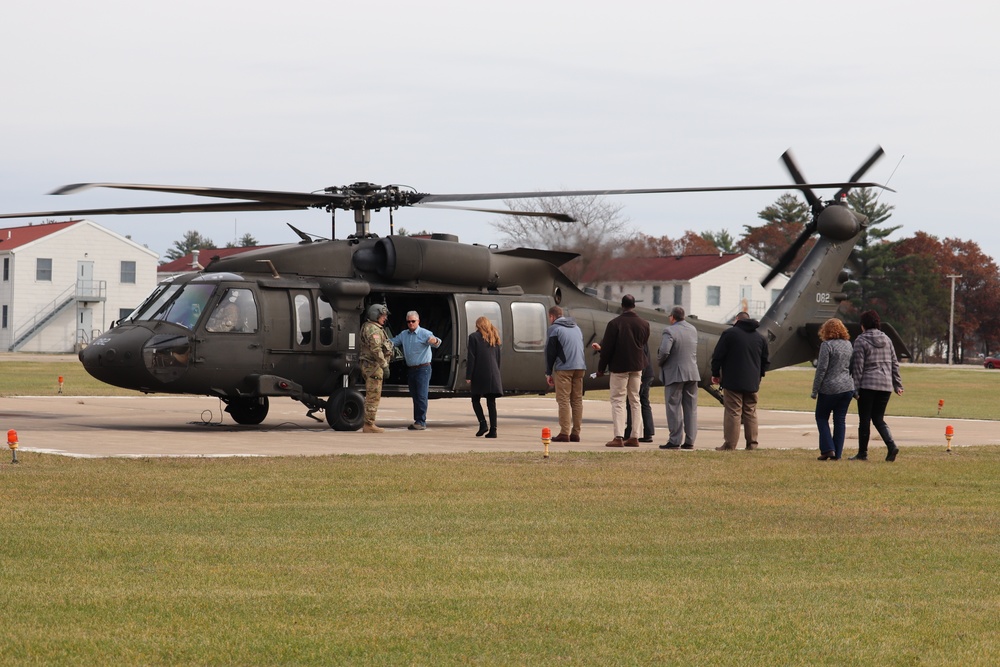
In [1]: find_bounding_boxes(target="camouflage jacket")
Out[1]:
[360,320,393,368]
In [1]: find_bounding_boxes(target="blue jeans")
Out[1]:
[815,390,854,459]
[407,364,432,425]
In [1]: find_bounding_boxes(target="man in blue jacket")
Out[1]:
[545,305,586,442]
[390,310,441,430]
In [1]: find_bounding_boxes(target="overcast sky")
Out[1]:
[2,1,997,263]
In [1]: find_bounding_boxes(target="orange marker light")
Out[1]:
[7,429,18,464]
[937,399,944,415]
[58,375,65,394]
[541,427,551,459]
[945,424,954,453]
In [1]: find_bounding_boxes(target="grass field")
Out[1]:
[1,360,998,665]
[2,449,998,665]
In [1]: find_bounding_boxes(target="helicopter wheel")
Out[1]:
[327,389,365,431]
[226,396,270,425]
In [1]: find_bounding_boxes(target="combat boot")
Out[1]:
[363,423,384,434]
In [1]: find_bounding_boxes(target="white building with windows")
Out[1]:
[0,220,158,352]
[580,253,790,323]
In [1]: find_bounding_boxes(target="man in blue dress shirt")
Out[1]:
[390,310,442,430]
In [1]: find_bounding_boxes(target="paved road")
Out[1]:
[2,394,994,458]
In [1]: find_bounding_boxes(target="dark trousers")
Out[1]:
[625,372,654,439]
[472,394,498,429]
[815,390,853,459]
[856,389,895,456]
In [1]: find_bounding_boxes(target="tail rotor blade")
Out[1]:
[762,227,813,287]
[781,150,821,213]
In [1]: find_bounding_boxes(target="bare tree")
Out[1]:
[492,195,633,282]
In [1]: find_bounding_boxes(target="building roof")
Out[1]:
[157,246,274,272]
[580,253,744,283]
[0,220,82,250]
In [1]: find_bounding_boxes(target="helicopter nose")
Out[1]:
[79,326,185,390]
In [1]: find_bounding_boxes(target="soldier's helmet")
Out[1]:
[366,303,389,322]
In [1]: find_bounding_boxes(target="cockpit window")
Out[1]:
[125,284,178,323]
[206,289,259,333]
[126,283,217,330]
[154,283,216,329]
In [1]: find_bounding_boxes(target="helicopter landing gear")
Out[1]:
[327,388,365,431]
[226,396,270,425]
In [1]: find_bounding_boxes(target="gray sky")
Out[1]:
[2,1,997,261]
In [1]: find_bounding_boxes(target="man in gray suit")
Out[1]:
[657,306,700,450]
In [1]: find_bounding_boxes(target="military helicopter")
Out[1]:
[0,148,903,430]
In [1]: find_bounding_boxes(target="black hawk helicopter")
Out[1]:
[0,148,902,429]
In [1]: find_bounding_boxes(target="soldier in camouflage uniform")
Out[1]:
[360,303,394,433]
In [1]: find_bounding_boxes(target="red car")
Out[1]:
[985,357,1000,369]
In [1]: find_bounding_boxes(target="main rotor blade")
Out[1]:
[415,203,575,222]
[52,182,339,208]
[0,201,307,220]
[412,182,892,205]
[780,150,821,213]
[835,146,885,200]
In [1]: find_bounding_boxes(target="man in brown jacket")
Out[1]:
[596,294,651,447]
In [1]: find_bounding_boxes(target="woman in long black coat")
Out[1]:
[466,316,502,438]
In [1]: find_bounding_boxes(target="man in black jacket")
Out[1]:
[711,311,769,450]
[596,294,650,448]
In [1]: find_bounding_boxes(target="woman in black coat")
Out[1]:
[466,316,502,438]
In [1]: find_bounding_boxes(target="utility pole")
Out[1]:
[947,274,962,365]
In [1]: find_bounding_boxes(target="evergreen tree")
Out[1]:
[164,230,216,261]
[225,233,258,248]
[843,188,899,316]
[700,229,737,253]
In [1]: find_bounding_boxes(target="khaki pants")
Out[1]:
[610,371,642,438]
[553,369,585,437]
[722,389,758,449]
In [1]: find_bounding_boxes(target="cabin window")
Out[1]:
[317,296,334,346]
[706,285,721,307]
[3,258,8,281]
[1,305,6,329]
[294,294,312,345]
[206,289,259,333]
[120,261,136,284]
[603,285,612,300]
[464,301,503,342]
[510,302,546,352]
[652,286,661,306]
[36,258,52,281]
[673,284,683,306]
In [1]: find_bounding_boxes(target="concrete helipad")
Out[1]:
[2,394,995,458]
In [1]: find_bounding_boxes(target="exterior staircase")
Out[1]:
[9,281,106,351]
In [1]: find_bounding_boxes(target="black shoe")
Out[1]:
[849,454,867,461]
[681,443,694,450]
[659,443,681,450]
[476,422,489,437]
[638,437,654,443]
[485,429,497,439]
[886,447,899,462]
[817,453,833,461]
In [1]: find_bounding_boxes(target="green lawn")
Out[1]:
[2,360,998,665]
